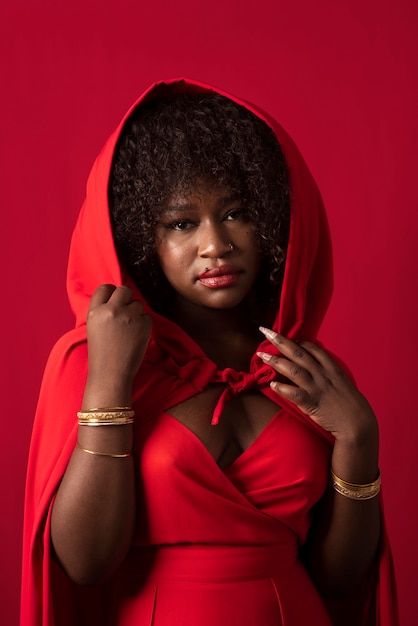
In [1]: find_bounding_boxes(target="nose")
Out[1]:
[198,223,233,258]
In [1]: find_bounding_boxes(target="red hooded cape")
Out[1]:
[21,78,398,626]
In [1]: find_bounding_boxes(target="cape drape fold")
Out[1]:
[21,77,398,626]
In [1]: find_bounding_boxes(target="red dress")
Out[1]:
[108,407,332,625]
[20,78,398,626]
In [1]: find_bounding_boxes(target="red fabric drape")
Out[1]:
[19,75,398,626]
[1,1,416,624]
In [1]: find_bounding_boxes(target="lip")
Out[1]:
[198,265,241,289]
[198,264,240,279]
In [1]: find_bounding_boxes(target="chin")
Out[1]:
[201,293,250,310]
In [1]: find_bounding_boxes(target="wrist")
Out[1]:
[332,430,379,485]
[83,376,133,410]
[334,413,378,447]
[333,425,379,459]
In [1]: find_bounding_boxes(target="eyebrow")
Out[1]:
[163,193,243,213]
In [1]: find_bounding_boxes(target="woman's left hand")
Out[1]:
[257,327,378,443]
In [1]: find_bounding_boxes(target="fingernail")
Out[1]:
[259,326,276,339]
[256,351,272,362]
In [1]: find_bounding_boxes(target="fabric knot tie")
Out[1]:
[211,364,276,425]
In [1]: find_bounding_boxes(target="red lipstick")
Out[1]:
[198,265,241,288]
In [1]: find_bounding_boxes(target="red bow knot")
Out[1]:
[211,364,276,425]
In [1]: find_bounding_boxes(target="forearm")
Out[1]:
[257,330,383,599]
[304,428,380,597]
[51,380,136,585]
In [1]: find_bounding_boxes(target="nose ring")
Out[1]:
[228,242,233,251]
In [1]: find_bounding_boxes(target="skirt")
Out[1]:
[109,544,332,626]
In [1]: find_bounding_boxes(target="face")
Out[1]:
[154,183,263,311]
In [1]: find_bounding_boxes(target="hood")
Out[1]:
[21,80,399,626]
[67,77,333,344]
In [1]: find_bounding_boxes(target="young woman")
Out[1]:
[21,78,398,625]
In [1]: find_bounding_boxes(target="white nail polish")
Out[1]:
[259,326,276,339]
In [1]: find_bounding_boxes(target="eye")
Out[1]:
[165,220,195,231]
[224,209,248,221]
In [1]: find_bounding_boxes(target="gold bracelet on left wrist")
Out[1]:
[330,469,381,500]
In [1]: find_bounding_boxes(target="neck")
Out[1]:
[167,297,262,370]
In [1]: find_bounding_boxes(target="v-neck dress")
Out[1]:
[107,408,334,625]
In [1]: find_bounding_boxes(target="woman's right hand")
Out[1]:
[85,284,152,389]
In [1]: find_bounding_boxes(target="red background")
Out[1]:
[1,1,417,624]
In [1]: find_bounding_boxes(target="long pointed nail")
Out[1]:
[259,326,277,340]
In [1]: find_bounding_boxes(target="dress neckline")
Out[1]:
[161,408,284,473]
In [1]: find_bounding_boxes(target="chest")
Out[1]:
[166,386,281,469]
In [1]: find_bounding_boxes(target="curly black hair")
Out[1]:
[109,92,290,319]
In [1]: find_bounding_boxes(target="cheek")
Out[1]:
[248,239,264,278]
[243,230,262,260]
[155,239,191,276]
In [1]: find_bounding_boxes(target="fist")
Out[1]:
[86,284,152,386]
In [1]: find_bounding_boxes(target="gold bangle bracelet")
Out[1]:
[76,443,132,458]
[78,418,135,426]
[330,469,381,500]
[77,410,135,420]
[84,406,133,412]
[77,410,135,426]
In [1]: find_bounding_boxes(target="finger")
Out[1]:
[259,327,318,370]
[269,380,318,414]
[257,352,314,388]
[108,285,135,306]
[89,284,117,311]
[297,341,348,381]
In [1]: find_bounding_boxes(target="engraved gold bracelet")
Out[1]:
[77,408,135,426]
[330,469,381,500]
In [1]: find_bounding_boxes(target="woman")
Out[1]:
[21,78,398,625]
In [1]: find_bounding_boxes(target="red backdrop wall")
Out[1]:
[1,1,416,624]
